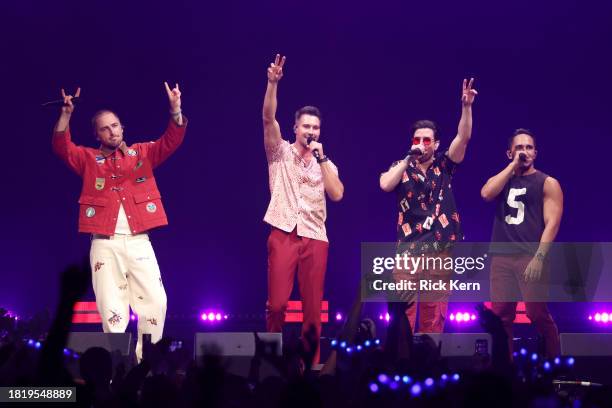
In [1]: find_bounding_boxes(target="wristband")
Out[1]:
[170,110,181,117]
[317,155,329,164]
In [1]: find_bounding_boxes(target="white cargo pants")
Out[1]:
[90,233,167,361]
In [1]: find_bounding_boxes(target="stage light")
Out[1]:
[63,348,70,356]
[452,373,460,382]
[424,378,434,387]
[200,310,226,323]
[364,340,371,347]
[531,353,538,362]
[520,348,527,356]
[567,357,575,366]
[356,345,363,351]
[130,314,137,321]
[402,375,412,384]
[595,313,601,322]
[27,339,34,346]
[378,374,389,384]
[554,357,561,365]
[346,347,353,354]
[374,339,381,345]
[335,312,343,321]
[543,362,551,371]
[410,383,422,396]
[340,341,347,349]
[456,313,463,322]
[450,313,455,321]
[602,313,609,323]
[389,381,399,391]
[35,341,41,349]
[471,314,476,321]
[441,374,448,381]
[393,375,400,381]
[369,383,379,393]
[331,339,338,347]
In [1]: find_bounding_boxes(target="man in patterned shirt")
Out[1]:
[262,54,345,363]
[380,79,477,333]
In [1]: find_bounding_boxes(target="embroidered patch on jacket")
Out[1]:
[95,156,105,165]
[146,202,157,213]
[136,177,147,183]
[94,261,105,272]
[95,178,105,190]
[134,161,143,170]
[127,149,137,157]
[146,318,158,326]
[85,207,96,218]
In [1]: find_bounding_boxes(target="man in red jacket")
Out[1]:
[52,84,186,360]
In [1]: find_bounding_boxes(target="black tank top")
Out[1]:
[490,170,548,254]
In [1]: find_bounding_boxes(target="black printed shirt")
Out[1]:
[388,151,463,254]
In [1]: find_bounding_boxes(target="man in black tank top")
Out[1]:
[481,129,563,358]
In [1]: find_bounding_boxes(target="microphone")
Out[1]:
[41,97,80,107]
[306,136,321,159]
[406,148,423,156]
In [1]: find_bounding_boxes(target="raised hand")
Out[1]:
[164,82,181,113]
[461,78,478,106]
[60,87,80,115]
[267,54,286,83]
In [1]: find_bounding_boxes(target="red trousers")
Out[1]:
[266,227,328,363]
[392,251,452,333]
[490,255,560,358]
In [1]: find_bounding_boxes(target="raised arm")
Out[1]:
[52,87,86,175]
[480,152,522,201]
[263,54,286,147]
[54,87,80,133]
[164,81,183,126]
[145,82,186,168]
[447,78,477,163]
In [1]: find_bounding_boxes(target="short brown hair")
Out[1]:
[294,106,322,123]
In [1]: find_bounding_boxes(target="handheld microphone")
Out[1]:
[306,136,320,159]
[407,148,423,156]
[41,97,80,107]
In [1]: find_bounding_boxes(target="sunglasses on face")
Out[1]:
[412,136,433,146]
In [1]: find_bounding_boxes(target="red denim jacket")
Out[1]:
[52,118,187,235]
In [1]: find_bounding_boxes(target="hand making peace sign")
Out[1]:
[267,54,286,83]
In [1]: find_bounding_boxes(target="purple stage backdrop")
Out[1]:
[1,1,611,320]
